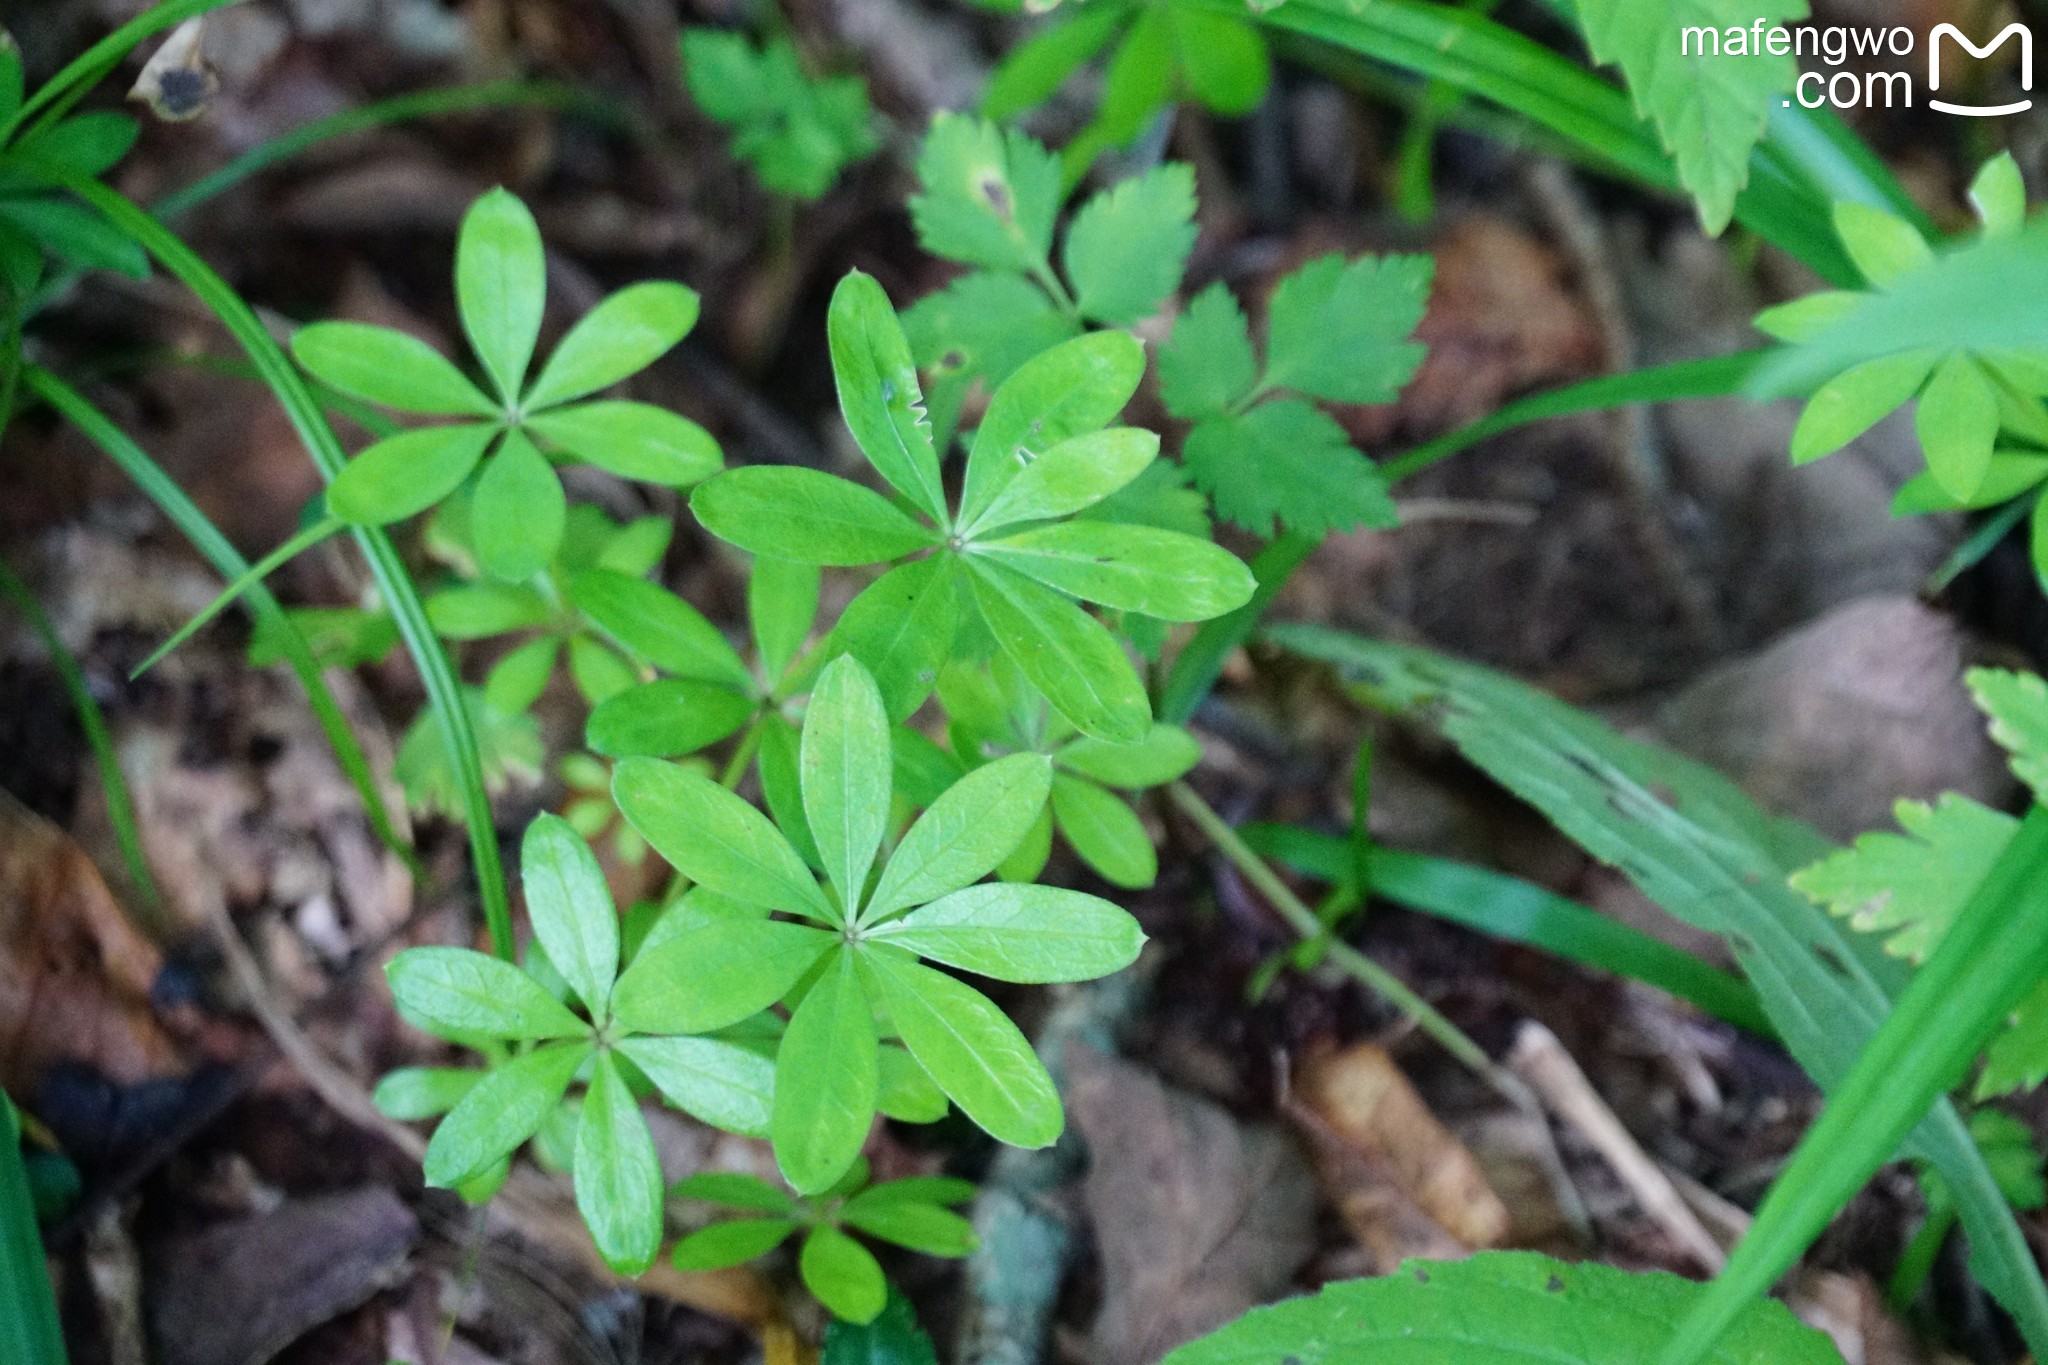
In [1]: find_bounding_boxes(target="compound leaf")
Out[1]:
[472,428,565,582]
[387,946,587,1041]
[1791,794,2015,961]
[909,113,1061,275]
[585,679,756,759]
[1159,282,1257,420]
[692,468,940,565]
[1182,400,1396,538]
[1261,252,1432,405]
[327,423,496,526]
[612,917,835,1035]
[613,757,836,922]
[974,521,1254,622]
[828,271,948,521]
[965,559,1151,743]
[1968,668,2048,805]
[291,321,496,417]
[804,655,893,910]
[616,1034,776,1138]
[422,1040,591,1188]
[527,401,723,488]
[569,568,753,691]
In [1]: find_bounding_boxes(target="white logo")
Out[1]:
[1929,22,2033,117]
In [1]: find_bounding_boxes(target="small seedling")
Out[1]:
[681,29,878,201]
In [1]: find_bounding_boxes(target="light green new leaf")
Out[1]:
[840,1198,977,1258]
[473,429,565,581]
[673,1217,800,1269]
[457,188,547,403]
[969,429,1158,537]
[1968,667,2048,805]
[869,882,1144,982]
[526,401,723,487]
[1056,725,1201,788]
[801,1225,888,1324]
[827,558,961,723]
[965,559,1151,743]
[975,521,1254,622]
[1261,252,1432,405]
[859,952,1061,1150]
[752,556,821,686]
[522,814,619,1018]
[372,1066,480,1121]
[1916,354,1999,502]
[805,656,893,909]
[962,330,1147,528]
[908,113,1062,274]
[1753,290,1864,344]
[865,753,1054,922]
[575,1051,664,1275]
[1833,200,1935,289]
[1791,794,2016,961]
[526,282,699,410]
[828,271,947,522]
[1788,349,1937,465]
[1183,401,1397,538]
[291,321,496,417]
[1159,282,1257,420]
[386,946,587,1041]
[327,422,497,526]
[569,569,752,691]
[1050,773,1156,888]
[616,1034,776,1138]
[612,918,835,1034]
[773,949,878,1194]
[586,679,756,759]
[1062,163,1197,327]
[613,757,836,921]
[422,1040,591,1187]
[692,468,940,565]
[1972,153,2027,239]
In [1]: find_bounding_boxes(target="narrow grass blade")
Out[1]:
[129,515,342,677]
[0,1096,65,1365]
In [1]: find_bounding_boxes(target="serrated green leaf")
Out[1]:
[1834,200,1934,289]
[869,881,1144,981]
[1056,724,1201,788]
[752,556,821,686]
[372,1066,481,1121]
[395,687,543,818]
[326,423,497,526]
[865,752,1055,922]
[672,1216,799,1269]
[1917,354,2000,501]
[805,655,893,910]
[472,429,565,581]
[522,814,619,1018]
[291,321,496,417]
[456,188,547,403]
[586,679,756,759]
[877,1045,949,1123]
[774,949,878,1194]
[828,271,948,522]
[1160,282,1257,419]
[1968,668,2048,806]
[616,1034,776,1138]
[1789,349,1938,465]
[801,1224,888,1323]
[1050,773,1156,887]
[820,1286,941,1365]
[1262,252,1431,405]
[527,282,699,410]
[575,1051,664,1275]
[613,757,836,921]
[961,329,1146,528]
[1972,153,2027,239]
[909,113,1062,274]
[526,401,723,487]
[568,569,752,690]
[692,468,940,565]
[966,559,1151,743]
[422,1041,591,1187]
[671,1171,796,1213]
[974,521,1253,622]
[1062,163,1197,326]
[1792,795,2016,961]
[826,558,961,723]
[612,918,835,1034]
[1981,981,2048,1099]
[1183,400,1396,537]
[386,946,588,1041]
[840,1199,978,1257]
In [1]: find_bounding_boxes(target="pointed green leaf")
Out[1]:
[522,814,620,1017]
[1789,349,1938,465]
[968,428,1158,538]
[526,282,699,410]
[612,917,835,1034]
[851,1176,978,1208]
[386,946,588,1040]
[613,757,836,921]
[961,330,1146,528]
[827,558,961,723]
[691,468,939,565]
[372,1066,481,1121]
[998,801,1054,884]
[568,635,638,706]
[966,560,1149,743]
[426,583,551,640]
[1062,163,1197,327]
[828,271,946,522]
[869,882,1144,981]
[759,714,822,868]
[752,556,821,686]
[1050,774,1156,888]
[422,1040,591,1187]
[773,950,878,1193]
[672,1217,799,1269]
[672,1171,796,1213]
[1159,281,1257,420]
[526,400,723,487]
[616,1034,775,1138]
[981,4,1126,120]
[839,1199,977,1257]
[575,1051,664,1275]
[975,521,1254,622]
[1056,725,1200,788]
[801,1224,888,1323]
[1917,354,2000,502]
[291,321,497,417]
[457,188,547,403]
[1834,201,1935,289]
[327,423,496,526]
[804,655,893,911]
[586,679,755,758]
[1753,290,1864,344]
[473,429,565,582]
[569,569,753,690]
[865,753,1053,922]
[908,113,1061,274]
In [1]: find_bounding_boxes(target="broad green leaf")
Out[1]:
[671,1171,796,1213]
[859,953,1061,1149]
[908,113,1061,274]
[569,569,753,690]
[800,1225,888,1324]
[877,1045,949,1123]
[1161,1251,1843,1365]
[1183,401,1397,538]
[870,882,1144,982]
[962,330,1146,528]
[1261,252,1431,405]
[612,917,835,1034]
[291,322,495,417]
[616,1035,775,1138]
[839,1200,977,1258]
[1787,349,1937,465]
[522,814,620,1017]
[1169,5,1269,114]
[1061,163,1197,327]
[865,753,1054,922]
[692,468,940,565]
[372,1066,480,1121]
[425,583,551,640]
[1916,354,1999,501]
[613,757,836,921]
[472,430,565,582]
[1056,725,1201,788]
[422,1041,591,1187]
[456,188,547,403]
[526,401,723,488]
[828,271,947,522]
[575,1051,664,1275]
[586,680,756,759]
[969,428,1158,537]
[974,521,1254,622]
[568,636,638,706]
[386,947,588,1041]
[1576,0,1807,236]
[827,559,961,723]
[820,1287,940,1365]
[1968,667,2048,805]
[327,423,496,525]
[752,556,821,685]
[804,655,893,909]
[901,271,1078,443]
[1791,795,2015,961]
[1050,774,1156,888]
[965,560,1151,743]
[1833,200,1934,289]
[773,950,878,1193]
[672,1217,798,1269]
[1159,282,1257,420]
[1972,153,2027,239]
[526,282,699,410]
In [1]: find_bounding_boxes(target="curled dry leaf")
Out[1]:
[129,17,220,123]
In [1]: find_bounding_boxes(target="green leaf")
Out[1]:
[1050,774,1156,887]
[865,753,1054,922]
[800,1225,888,1323]
[472,429,566,582]
[974,521,1254,622]
[1971,153,2027,239]
[1891,451,2048,515]
[1916,354,2000,502]
[522,814,620,1018]
[821,1287,940,1365]
[965,559,1150,744]
[372,1066,481,1121]
[1183,401,1396,538]
[1969,667,2048,805]
[326,423,497,526]
[1262,252,1432,405]
[828,271,948,522]
[1791,795,2016,961]
[1159,281,1257,419]
[672,1217,798,1270]
[870,882,1144,981]
[839,1200,977,1257]
[1065,6,1173,171]
[422,1041,591,1187]
[826,558,961,723]
[426,583,551,639]
[692,468,940,565]
[759,715,822,868]
[616,1034,776,1138]
[901,271,1078,444]
[394,687,543,820]
[1056,725,1201,788]
[16,111,137,179]
[1077,459,1210,539]
[909,113,1061,274]
[961,329,1147,529]
[1169,5,1269,114]
[613,757,837,921]
[1061,163,1197,327]
[456,188,547,403]
[0,196,145,277]
[291,322,496,417]
[859,953,1061,1149]
[1161,1251,1843,1365]
[612,917,835,1034]
[586,680,756,758]
[1833,200,1934,289]
[1576,0,1807,236]
[969,428,1158,537]
[568,569,752,689]
[596,516,675,576]
[671,1171,796,1213]
[526,401,723,488]
[752,556,821,686]
[1788,349,1938,465]
[526,282,699,410]
[574,1051,664,1275]
[998,801,1054,883]
[982,5,1127,120]
[877,1045,949,1124]
[569,636,639,706]
[773,949,878,1193]
[1982,981,2048,1099]
[386,946,588,1041]
[855,1175,978,1207]
[1753,290,1864,344]
[804,655,893,910]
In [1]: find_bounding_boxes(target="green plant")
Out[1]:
[681,29,879,201]
[0,1095,65,1365]
[0,36,144,292]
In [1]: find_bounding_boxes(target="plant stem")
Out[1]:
[1886,1197,1955,1314]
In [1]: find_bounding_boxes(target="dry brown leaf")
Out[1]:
[1069,1046,1317,1364]
[1785,1268,1963,1365]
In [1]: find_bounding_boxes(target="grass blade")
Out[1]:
[128,515,342,678]
[0,1096,65,1365]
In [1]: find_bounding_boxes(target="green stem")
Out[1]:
[1885,1196,1955,1315]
